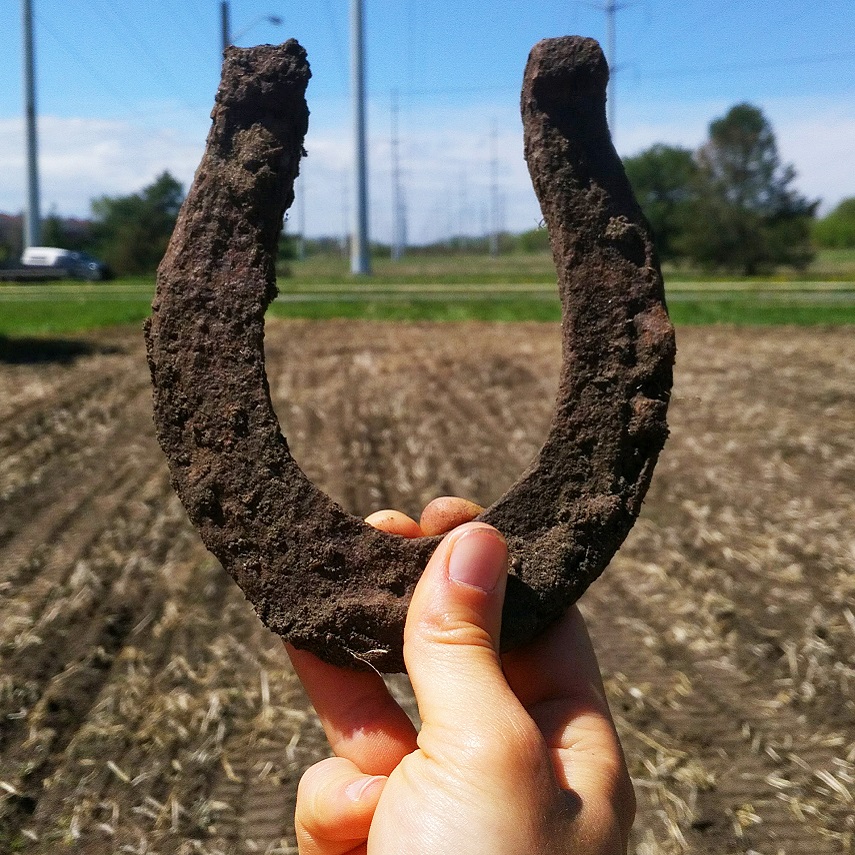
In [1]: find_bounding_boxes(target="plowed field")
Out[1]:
[1,321,853,854]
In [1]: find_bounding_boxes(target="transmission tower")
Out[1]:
[296,173,306,261]
[489,122,500,257]
[390,89,406,260]
[577,0,632,140]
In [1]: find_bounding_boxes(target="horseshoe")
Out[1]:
[144,36,675,673]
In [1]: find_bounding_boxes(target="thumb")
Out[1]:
[404,522,521,740]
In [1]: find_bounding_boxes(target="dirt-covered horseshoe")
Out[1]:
[144,36,675,673]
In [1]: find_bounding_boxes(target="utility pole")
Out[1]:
[350,0,370,275]
[22,0,41,249]
[220,0,230,55]
[577,0,628,140]
[390,89,405,261]
[489,121,500,257]
[341,171,350,259]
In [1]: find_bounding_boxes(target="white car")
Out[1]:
[21,246,111,281]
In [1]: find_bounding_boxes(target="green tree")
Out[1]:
[623,144,697,261]
[40,211,68,248]
[516,225,551,253]
[679,104,817,275]
[812,197,855,249]
[91,171,184,274]
[0,214,23,266]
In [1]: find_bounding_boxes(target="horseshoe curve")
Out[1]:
[144,36,675,673]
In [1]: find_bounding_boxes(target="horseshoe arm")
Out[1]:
[145,42,439,673]
[482,36,675,645]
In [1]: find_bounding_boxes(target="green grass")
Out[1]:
[0,279,154,336]
[286,247,855,285]
[284,253,560,285]
[666,299,855,325]
[0,296,153,336]
[1,262,855,337]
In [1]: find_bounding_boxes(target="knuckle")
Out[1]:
[408,608,495,653]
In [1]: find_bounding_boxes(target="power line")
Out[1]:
[489,120,499,257]
[165,2,218,70]
[574,0,635,141]
[87,0,188,95]
[34,13,130,105]
[642,49,855,80]
[321,0,348,95]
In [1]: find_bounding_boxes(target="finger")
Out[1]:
[503,605,611,711]
[286,644,418,776]
[286,507,425,773]
[404,522,528,745]
[364,509,423,538]
[503,607,635,837]
[295,756,386,855]
[419,496,484,536]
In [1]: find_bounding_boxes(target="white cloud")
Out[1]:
[2,93,853,244]
[766,99,855,214]
[0,114,207,218]
[617,95,855,214]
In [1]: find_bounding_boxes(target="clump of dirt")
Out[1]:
[145,37,674,673]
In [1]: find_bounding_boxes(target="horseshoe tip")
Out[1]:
[525,36,609,100]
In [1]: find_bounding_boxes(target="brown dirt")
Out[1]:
[148,36,674,673]
[1,320,853,854]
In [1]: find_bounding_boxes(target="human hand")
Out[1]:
[287,498,635,855]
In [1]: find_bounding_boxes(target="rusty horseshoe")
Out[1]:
[144,36,675,673]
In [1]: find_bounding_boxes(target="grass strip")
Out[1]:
[269,297,855,325]
[0,298,153,336]
[1,291,854,336]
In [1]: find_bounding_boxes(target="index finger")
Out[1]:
[285,643,417,777]
[284,509,424,775]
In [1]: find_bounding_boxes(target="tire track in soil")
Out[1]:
[582,326,855,854]
[0,338,172,845]
[0,469,171,821]
[0,371,116,455]
[19,546,214,851]
[585,562,848,854]
[0,379,149,533]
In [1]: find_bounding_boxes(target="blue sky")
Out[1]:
[2,0,854,243]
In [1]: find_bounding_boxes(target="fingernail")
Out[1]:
[345,775,385,803]
[447,526,507,593]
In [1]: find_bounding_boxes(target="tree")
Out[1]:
[0,214,23,266]
[91,171,184,274]
[812,197,855,249]
[40,210,96,252]
[623,144,697,261]
[516,225,550,253]
[679,104,817,275]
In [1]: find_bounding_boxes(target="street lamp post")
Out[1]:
[221,1,230,55]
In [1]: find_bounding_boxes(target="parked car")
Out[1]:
[21,246,112,281]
